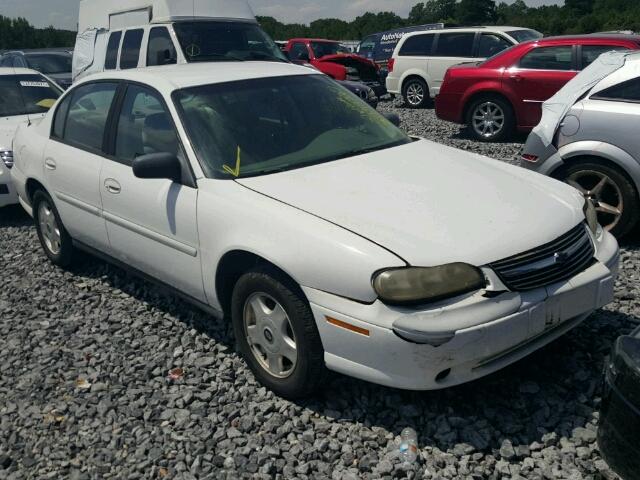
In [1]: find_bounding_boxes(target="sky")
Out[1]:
[1,0,562,31]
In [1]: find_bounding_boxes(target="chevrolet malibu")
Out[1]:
[11,63,620,399]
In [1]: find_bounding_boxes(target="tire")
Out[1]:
[559,160,639,238]
[466,95,515,142]
[231,266,327,399]
[33,190,75,267]
[402,78,430,108]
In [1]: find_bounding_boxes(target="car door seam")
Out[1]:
[55,191,102,217]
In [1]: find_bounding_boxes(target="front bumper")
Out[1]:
[0,164,18,208]
[304,231,619,390]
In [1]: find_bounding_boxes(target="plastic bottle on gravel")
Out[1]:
[398,427,418,463]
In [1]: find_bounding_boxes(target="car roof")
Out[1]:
[543,33,640,43]
[0,67,42,76]
[288,38,340,43]
[401,26,532,38]
[76,62,319,92]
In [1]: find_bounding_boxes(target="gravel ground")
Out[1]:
[1,102,639,480]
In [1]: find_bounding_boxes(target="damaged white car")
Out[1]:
[11,63,620,398]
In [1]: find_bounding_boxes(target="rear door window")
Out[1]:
[147,27,177,66]
[120,29,144,69]
[399,34,434,56]
[289,42,308,61]
[62,82,118,152]
[581,45,628,70]
[519,46,574,70]
[434,33,476,57]
[105,31,122,70]
[0,74,61,117]
[478,34,512,58]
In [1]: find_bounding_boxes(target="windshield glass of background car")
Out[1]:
[310,42,347,58]
[174,75,410,179]
[25,54,72,74]
[0,75,61,117]
[173,22,287,62]
[509,29,543,43]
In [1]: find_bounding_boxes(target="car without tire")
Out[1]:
[11,62,620,398]
[521,50,640,238]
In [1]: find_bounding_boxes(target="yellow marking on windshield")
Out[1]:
[223,146,242,177]
[36,99,56,109]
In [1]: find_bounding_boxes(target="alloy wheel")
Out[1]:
[472,102,505,139]
[406,82,425,106]
[243,292,298,379]
[38,201,62,255]
[567,170,624,232]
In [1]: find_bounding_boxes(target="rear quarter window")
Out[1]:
[399,34,434,56]
[105,31,122,70]
[592,78,640,102]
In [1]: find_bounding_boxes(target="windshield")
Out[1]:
[358,36,376,55]
[173,21,287,63]
[508,29,543,43]
[0,74,61,117]
[310,42,349,58]
[25,53,72,74]
[174,75,410,179]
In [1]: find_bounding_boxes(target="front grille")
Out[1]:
[489,223,595,291]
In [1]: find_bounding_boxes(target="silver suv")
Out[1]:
[521,51,640,237]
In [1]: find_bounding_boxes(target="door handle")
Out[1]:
[44,158,57,170]
[510,74,523,82]
[104,179,121,194]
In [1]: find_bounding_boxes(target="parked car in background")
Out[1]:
[73,0,286,81]
[0,50,73,89]
[387,26,542,108]
[11,62,619,398]
[598,325,640,480]
[521,51,640,238]
[284,38,386,96]
[437,34,640,142]
[357,23,443,70]
[0,68,62,208]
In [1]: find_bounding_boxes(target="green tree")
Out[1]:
[456,0,498,25]
[408,0,456,24]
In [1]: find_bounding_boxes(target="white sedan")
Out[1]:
[11,62,620,398]
[0,68,61,208]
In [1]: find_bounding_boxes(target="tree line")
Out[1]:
[1,0,638,51]
[258,0,639,40]
[0,16,75,50]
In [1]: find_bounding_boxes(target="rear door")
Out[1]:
[99,83,204,301]
[429,32,477,96]
[45,81,118,250]
[506,45,577,128]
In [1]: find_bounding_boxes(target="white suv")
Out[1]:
[11,62,618,399]
[386,27,542,107]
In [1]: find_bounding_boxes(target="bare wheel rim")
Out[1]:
[472,101,505,139]
[567,170,624,231]
[243,292,298,379]
[406,82,425,106]
[38,201,62,255]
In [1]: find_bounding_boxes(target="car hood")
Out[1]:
[317,53,375,66]
[236,139,585,266]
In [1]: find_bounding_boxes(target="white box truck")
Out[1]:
[73,0,287,81]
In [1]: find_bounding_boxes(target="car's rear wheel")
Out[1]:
[560,161,639,238]
[231,266,326,399]
[467,96,514,142]
[402,78,430,108]
[33,190,75,267]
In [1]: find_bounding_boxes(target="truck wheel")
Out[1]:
[231,266,327,399]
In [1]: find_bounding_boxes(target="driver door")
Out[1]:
[99,83,205,302]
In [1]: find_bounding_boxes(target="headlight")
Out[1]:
[583,198,598,234]
[0,150,13,169]
[372,263,486,305]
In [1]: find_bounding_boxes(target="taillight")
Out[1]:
[520,153,539,163]
[388,58,395,73]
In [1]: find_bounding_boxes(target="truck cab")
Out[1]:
[73,0,286,81]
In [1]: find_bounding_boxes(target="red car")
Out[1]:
[284,38,386,96]
[436,35,640,142]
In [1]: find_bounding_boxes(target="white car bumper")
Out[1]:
[385,75,401,95]
[303,231,619,390]
[0,163,18,208]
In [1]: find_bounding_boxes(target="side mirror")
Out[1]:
[133,152,181,182]
[383,112,401,128]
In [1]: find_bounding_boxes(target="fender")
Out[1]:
[555,140,640,195]
[313,61,347,80]
[462,82,521,125]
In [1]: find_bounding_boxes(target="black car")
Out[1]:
[598,325,640,480]
[0,49,73,89]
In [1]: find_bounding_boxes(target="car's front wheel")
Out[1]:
[467,96,514,142]
[33,190,75,267]
[231,267,326,399]
[560,161,639,238]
